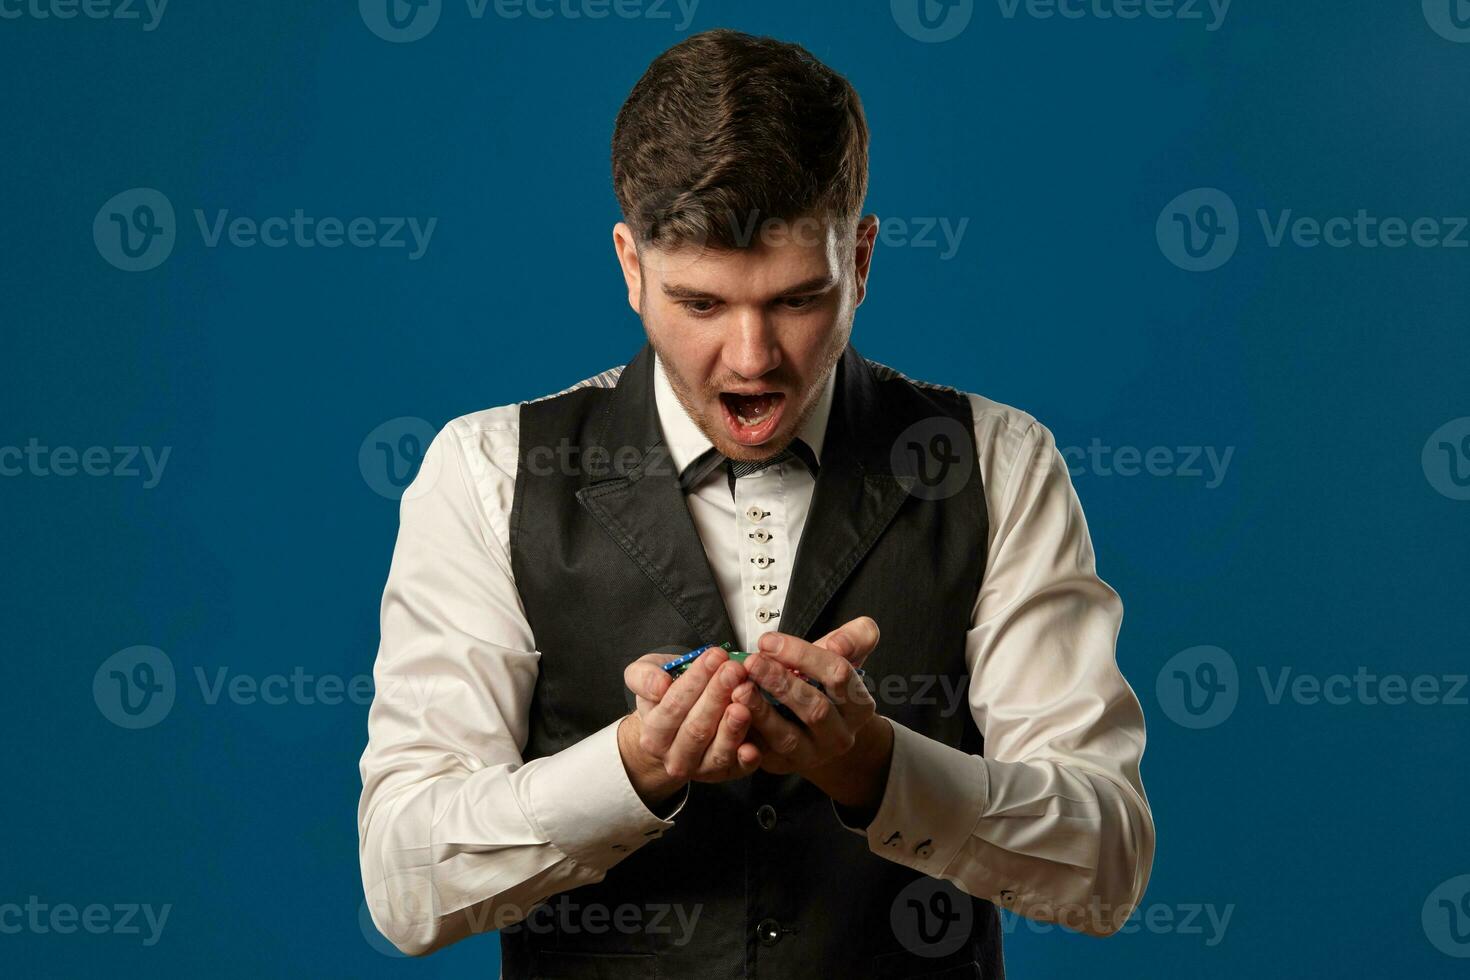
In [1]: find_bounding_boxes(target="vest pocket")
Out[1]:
[531,949,658,980]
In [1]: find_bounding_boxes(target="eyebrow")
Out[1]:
[660,274,838,301]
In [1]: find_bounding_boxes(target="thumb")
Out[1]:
[815,616,880,666]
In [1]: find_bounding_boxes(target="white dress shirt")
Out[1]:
[358,353,1155,956]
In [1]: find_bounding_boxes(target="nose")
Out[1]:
[721,309,782,381]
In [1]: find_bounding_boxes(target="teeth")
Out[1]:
[732,395,774,426]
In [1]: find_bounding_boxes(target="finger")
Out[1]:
[702,701,758,777]
[736,740,763,770]
[627,653,680,718]
[741,731,796,775]
[812,616,881,668]
[756,629,874,712]
[736,663,816,766]
[624,652,679,708]
[641,647,730,753]
[744,651,863,758]
[665,657,747,779]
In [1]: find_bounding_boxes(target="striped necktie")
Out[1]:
[677,441,818,499]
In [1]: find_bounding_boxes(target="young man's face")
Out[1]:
[613,213,878,462]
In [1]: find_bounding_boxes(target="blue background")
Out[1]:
[3,0,1468,976]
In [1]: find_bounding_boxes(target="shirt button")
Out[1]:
[755,607,779,624]
[746,506,768,522]
[751,555,773,569]
[749,529,772,543]
[755,917,783,946]
[753,583,776,595]
[755,804,777,831]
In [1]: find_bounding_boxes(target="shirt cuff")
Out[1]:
[834,719,989,877]
[520,718,687,871]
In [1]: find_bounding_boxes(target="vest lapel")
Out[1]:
[575,344,738,645]
[780,346,915,641]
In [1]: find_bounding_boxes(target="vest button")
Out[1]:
[755,917,783,946]
[755,804,777,831]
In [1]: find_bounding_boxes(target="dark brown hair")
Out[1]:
[612,29,869,251]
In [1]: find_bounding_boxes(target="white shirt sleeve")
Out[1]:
[833,399,1155,937]
[357,410,688,957]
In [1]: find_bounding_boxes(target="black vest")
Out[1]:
[502,343,1004,979]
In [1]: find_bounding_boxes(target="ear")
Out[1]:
[612,222,643,315]
[852,214,879,307]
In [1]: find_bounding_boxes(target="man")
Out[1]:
[359,28,1153,979]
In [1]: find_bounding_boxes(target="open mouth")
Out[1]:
[718,391,787,446]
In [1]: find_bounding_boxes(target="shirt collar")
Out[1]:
[652,351,836,477]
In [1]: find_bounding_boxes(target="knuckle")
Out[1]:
[806,697,832,726]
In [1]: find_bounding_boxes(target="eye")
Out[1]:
[780,295,818,311]
[679,299,720,317]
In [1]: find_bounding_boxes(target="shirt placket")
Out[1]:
[734,466,788,649]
